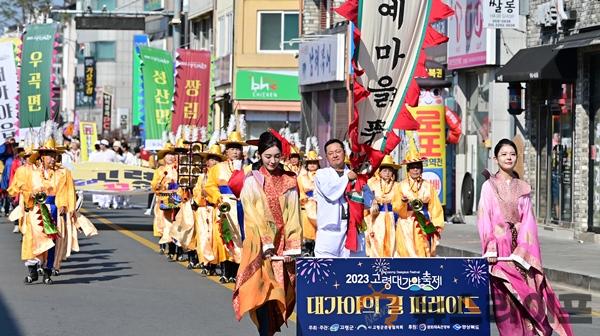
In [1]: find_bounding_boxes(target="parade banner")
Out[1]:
[102,92,112,135]
[132,34,148,126]
[408,105,447,204]
[172,48,210,130]
[72,162,154,194]
[18,23,57,128]
[140,46,174,150]
[297,258,490,335]
[0,42,19,140]
[355,1,432,151]
[84,57,96,97]
[79,122,98,162]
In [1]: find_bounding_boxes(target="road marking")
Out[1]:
[81,209,298,323]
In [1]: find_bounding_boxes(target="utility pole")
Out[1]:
[172,0,182,57]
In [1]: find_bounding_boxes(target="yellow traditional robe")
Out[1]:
[297,171,317,241]
[151,164,179,242]
[365,176,399,257]
[204,160,251,263]
[233,169,302,335]
[192,172,227,265]
[394,177,444,257]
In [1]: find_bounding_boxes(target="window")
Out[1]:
[192,16,212,50]
[258,12,299,52]
[217,12,233,57]
[93,0,116,10]
[95,41,116,61]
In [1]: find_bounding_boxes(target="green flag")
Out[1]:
[140,46,174,150]
[132,35,148,126]
[18,24,57,128]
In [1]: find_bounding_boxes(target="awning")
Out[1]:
[235,100,301,112]
[555,29,600,49]
[495,45,576,82]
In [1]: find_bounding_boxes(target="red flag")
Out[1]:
[172,49,211,131]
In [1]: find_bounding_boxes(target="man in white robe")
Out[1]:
[314,139,366,258]
[90,139,119,209]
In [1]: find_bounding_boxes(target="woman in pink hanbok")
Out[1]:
[477,139,572,336]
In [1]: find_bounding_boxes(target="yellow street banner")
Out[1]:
[72,162,154,194]
[79,122,98,162]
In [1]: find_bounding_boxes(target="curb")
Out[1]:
[437,245,600,294]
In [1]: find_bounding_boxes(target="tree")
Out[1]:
[0,0,53,31]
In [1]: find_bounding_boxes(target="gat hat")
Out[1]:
[219,114,248,146]
[379,155,400,170]
[303,136,321,162]
[401,136,426,165]
[29,121,65,163]
[157,142,177,160]
[204,144,226,161]
[304,150,322,162]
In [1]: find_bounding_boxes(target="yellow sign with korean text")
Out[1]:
[79,122,98,162]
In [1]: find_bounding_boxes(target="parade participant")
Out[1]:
[8,135,36,237]
[192,142,227,275]
[151,136,181,259]
[233,131,301,336]
[284,146,303,176]
[478,139,573,336]
[395,139,444,257]
[7,141,27,233]
[0,137,16,216]
[366,155,400,257]
[204,116,249,283]
[297,138,320,257]
[90,139,119,209]
[21,124,76,284]
[314,139,366,258]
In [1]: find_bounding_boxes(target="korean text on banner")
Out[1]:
[356,1,432,151]
[483,0,519,29]
[79,122,98,162]
[408,105,447,204]
[172,49,210,130]
[18,23,57,128]
[296,258,490,335]
[84,57,96,97]
[102,92,112,135]
[72,162,154,195]
[132,35,148,126]
[140,46,174,150]
[0,42,19,140]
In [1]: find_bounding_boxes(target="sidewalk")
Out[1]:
[439,216,600,293]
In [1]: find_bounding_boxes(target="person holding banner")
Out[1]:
[204,128,250,283]
[314,139,367,258]
[478,139,573,336]
[233,131,301,336]
[297,147,320,257]
[395,138,444,257]
[365,155,400,258]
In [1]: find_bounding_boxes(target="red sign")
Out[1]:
[172,49,210,131]
[102,92,112,135]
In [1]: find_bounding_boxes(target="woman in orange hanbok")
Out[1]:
[297,148,320,256]
[366,155,400,257]
[233,131,302,336]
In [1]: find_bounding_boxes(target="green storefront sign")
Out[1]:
[235,70,300,101]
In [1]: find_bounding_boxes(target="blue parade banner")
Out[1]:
[296,258,490,335]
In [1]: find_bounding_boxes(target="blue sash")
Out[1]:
[219,185,245,241]
[378,203,399,222]
[305,190,314,198]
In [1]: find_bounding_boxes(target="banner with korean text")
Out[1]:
[140,46,174,150]
[132,34,148,126]
[72,162,154,194]
[172,48,210,131]
[296,258,490,335]
[84,57,96,98]
[355,1,432,151]
[102,92,112,135]
[79,121,98,162]
[0,42,19,140]
[18,23,57,128]
[408,105,447,204]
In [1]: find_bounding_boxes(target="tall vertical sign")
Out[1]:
[132,34,148,127]
[84,57,96,97]
[18,23,57,128]
[79,121,98,162]
[140,46,174,150]
[172,49,211,131]
[0,42,19,140]
[102,92,112,135]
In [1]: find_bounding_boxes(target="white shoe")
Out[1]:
[144,209,152,216]
[12,225,19,233]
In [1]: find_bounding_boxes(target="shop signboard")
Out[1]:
[447,0,496,69]
[235,70,300,101]
[299,34,346,85]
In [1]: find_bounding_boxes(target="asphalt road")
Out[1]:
[0,195,597,336]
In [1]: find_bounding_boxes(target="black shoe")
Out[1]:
[24,265,39,284]
[43,269,53,285]
[228,277,236,284]
[219,275,227,283]
[37,267,44,276]
[52,269,60,276]
[158,248,165,255]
